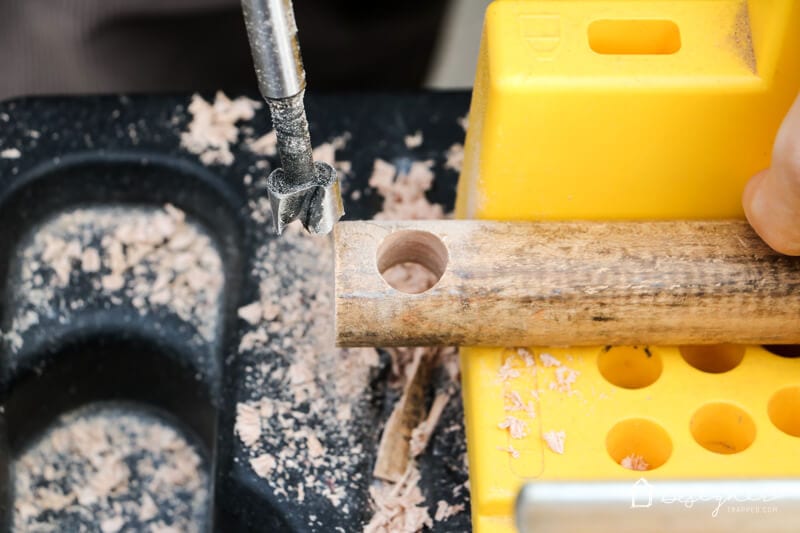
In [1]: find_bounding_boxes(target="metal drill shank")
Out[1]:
[267,92,315,188]
[241,0,305,100]
[241,0,344,235]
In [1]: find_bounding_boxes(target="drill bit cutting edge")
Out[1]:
[241,0,344,235]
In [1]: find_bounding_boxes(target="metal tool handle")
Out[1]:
[241,0,305,100]
[516,480,800,532]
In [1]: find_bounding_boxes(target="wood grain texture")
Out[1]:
[334,220,800,347]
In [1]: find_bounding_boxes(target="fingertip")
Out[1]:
[742,169,800,255]
[742,169,768,213]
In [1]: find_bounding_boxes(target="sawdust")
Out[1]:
[2,205,224,353]
[233,219,381,513]
[497,357,522,383]
[312,133,352,176]
[233,146,463,530]
[364,464,432,533]
[539,352,561,367]
[497,445,520,459]
[729,1,757,73]
[246,130,278,157]
[620,454,649,471]
[498,415,528,439]
[504,390,535,419]
[550,366,580,393]
[518,348,535,367]
[1,147,21,159]
[543,430,566,454]
[234,403,261,447]
[445,144,464,173]
[361,150,468,526]
[181,92,262,165]
[13,404,208,532]
[381,261,441,296]
[250,453,277,478]
[434,500,465,522]
[368,159,444,221]
[404,131,423,149]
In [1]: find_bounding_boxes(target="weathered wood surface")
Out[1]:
[334,220,800,347]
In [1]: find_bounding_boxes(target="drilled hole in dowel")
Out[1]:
[376,230,448,294]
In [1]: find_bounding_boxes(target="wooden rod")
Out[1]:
[334,220,800,347]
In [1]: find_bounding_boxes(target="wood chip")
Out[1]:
[235,403,261,447]
[543,430,566,454]
[250,454,277,478]
[434,500,465,522]
[373,351,434,482]
[498,415,528,439]
[445,143,463,172]
[404,131,423,148]
[620,454,649,471]
[247,130,278,156]
[80,248,101,273]
[237,301,263,325]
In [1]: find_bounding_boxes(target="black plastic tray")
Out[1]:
[0,91,471,532]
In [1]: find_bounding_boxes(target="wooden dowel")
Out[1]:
[334,220,800,347]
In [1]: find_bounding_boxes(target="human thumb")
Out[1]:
[743,92,800,255]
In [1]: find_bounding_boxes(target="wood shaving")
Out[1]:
[237,301,263,326]
[517,347,536,367]
[305,430,325,459]
[80,247,101,272]
[620,454,649,471]
[504,390,536,418]
[543,430,566,454]
[434,500,465,522]
[550,366,580,393]
[539,353,561,367]
[498,415,528,439]
[404,131,423,148]
[250,454,277,478]
[368,159,443,220]
[374,350,432,482]
[100,516,126,533]
[381,262,440,295]
[1,147,21,159]
[14,404,208,532]
[233,223,382,514]
[445,143,464,173]
[235,403,262,447]
[312,133,352,175]
[181,92,261,165]
[497,356,521,382]
[364,464,432,533]
[497,445,520,459]
[246,130,278,156]
[409,393,451,458]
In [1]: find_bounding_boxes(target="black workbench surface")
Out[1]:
[0,91,472,532]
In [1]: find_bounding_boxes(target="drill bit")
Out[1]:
[241,0,344,235]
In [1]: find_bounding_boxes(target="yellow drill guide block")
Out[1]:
[455,1,800,530]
